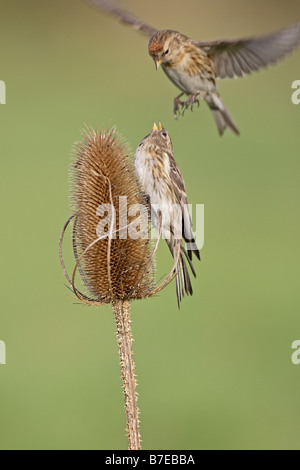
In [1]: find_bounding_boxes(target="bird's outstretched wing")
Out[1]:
[193,22,300,79]
[88,0,158,36]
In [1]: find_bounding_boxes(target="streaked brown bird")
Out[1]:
[134,122,200,308]
[89,0,300,135]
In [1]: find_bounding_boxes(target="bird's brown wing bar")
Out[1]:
[193,22,300,79]
[88,0,158,36]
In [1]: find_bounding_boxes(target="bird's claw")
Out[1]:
[182,94,200,116]
[173,93,185,119]
[173,93,201,118]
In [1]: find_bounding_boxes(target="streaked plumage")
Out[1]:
[89,0,300,135]
[134,123,200,307]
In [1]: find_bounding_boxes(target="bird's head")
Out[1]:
[148,122,173,151]
[148,30,186,69]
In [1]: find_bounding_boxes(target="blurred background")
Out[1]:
[0,0,300,450]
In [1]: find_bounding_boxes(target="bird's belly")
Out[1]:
[136,165,169,209]
[134,149,174,231]
[134,150,156,198]
[163,64,215,95]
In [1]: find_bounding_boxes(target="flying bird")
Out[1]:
[88,0,300,135]
[134,122,200,308]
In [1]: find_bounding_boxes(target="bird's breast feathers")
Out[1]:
[163,50,216,94]
[134,145,172,206]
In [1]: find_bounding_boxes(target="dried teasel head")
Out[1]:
[60,127,156,304]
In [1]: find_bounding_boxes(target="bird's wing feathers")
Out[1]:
[168,153,188,205]
[168,154,195,239]
[193,22,300,79]
[88,0,158,36]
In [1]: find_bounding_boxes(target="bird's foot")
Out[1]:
[173,93,185,119]
[182,93,201,115]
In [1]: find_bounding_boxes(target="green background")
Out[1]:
[0,0,300,450]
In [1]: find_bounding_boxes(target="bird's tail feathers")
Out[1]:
[182,211,201,261]
[168,242,197,308]
[206,92,240,136]
[184,237,201,262]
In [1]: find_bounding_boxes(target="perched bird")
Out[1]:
[134,122,200,307]
[88,0,300,135]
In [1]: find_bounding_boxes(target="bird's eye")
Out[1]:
[162,132,167,138]
[164,49,169,55]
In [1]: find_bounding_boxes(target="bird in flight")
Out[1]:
[134,122,200,308]
[88,0,300,136]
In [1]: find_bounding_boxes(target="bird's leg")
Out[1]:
[173,93,185,119]
[182,93,201,115]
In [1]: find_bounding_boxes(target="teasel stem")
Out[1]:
[113,299,141,450]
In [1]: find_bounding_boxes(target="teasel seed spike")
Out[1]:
[72,215,95,296]
[59,212,98,303]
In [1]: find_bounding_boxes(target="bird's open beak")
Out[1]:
[153,122,163,131]
[155,59,163,70]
